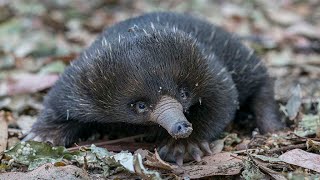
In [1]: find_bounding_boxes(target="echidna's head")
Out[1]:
[63,28,237,139]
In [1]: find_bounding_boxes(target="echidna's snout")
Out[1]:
[171,121,193,138]
[150,96,193,139]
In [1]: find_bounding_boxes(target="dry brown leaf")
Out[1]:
[258,164,287,180]
[286,22,320,39]
[267,9,303,26]
[306,139,320,152]
[0,111,8,153]
[0,73,59,96]
[279,149,320,173]
[252,157,287,180]
[0,163,89,180]
[235,139,251,151]
[134,148,149,159]
[144,149,177,170]
[174,152,243,179]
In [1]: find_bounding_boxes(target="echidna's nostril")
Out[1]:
[174,121,192,136]
[183,122,191,128]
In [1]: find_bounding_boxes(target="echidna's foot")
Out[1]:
[158,138,212,166]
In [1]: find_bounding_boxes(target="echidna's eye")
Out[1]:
[180,89,189,100]
[136,102,147,113]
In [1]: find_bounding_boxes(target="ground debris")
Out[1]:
[279,149,320,173]
[0,163,90,180]
[0,0,320,179]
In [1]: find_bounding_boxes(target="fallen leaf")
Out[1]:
[235,139,251,151]
[267,49,293,67]
[144,150,176,170]
[242,160,265,180]
[286,84,302,120]
[258,163,287,180]
[134,148,149,159]
[174,152,243,178]
[286,22,320,39]
[90,144,111,160]
[295,114,320,137]
[111,152,135,172]
[0,95,43,115]
[39,61,66,74]
[221,3,247,19]
[133,153,162,180]
[0,73,59,96]
[279,149,320,173]
[251,154,282,163]
[4,141,74,170]
[0,163,89,180]
[0,111,8,153]
[16,115,37,135]
[306,139,320,152]
[106,151,161,179]
[267,9,303,26]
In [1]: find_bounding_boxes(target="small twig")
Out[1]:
[67,134,147,151]
[245,136,261,169]
[83,153,88,170]
[291,132,320,141]
[230,154,246,161]
[233,148,263,154]
[267,143,307,154]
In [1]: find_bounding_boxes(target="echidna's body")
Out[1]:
[27,12,283,164]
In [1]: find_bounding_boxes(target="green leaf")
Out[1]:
[295,114,320,137]
[4,141,71,170]
[39,61,66,74]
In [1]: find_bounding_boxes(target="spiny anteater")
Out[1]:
[25,12,283,165]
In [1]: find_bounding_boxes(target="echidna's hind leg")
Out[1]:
[251,78,284,133]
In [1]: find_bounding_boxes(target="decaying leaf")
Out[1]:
[306,139,320,152]
[109,152,135,172]
[16,115,37,135]
[241,160,265,180]
[106,151,161,179]
[279,149,320,173]
[295,114,320,137]
[0,73,59,96]
[267,9,303,26]
[4,141,161,178]
[133,154,162,180]
[174,152,243,179]
[4,141,74,170]
[0,111,8,153]
[258,164,287,180]
[90,144,111,160]
[39,61,66,74]
[286,84,302,120]
[0,163,89,180]
[144,150,176,170]
[251,154,282,163]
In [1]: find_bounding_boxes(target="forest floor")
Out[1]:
[0,0,320,179]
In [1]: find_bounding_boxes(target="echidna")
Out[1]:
[26,12,283,165]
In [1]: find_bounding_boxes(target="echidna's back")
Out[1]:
[94,12,269,104]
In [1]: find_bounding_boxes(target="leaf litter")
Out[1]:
[0,0,320,179]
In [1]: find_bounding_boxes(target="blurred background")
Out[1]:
[0,0,319,145]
